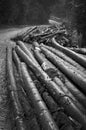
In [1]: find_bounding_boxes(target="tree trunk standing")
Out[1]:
[0,0,11,24]
[8,0,19,24]
[75,1,86,47]
[82,31,86,47]
[27,2,47,24]
[19,0,31,24]
[50,1,66,18]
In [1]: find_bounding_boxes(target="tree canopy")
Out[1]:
[0,0,86,46]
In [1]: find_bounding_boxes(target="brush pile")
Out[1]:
[8,24,86,130]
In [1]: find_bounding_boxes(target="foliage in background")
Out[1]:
[0,0,86,46]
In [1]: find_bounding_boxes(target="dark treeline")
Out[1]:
[0,0,57,25]
[0,0,86,45]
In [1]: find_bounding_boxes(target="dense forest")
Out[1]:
[0,0,86,46]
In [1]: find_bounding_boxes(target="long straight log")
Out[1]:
[12,49,28,96]
[18,27,32,39]
[12,50,33,114]
[15,52,79,130]
[21,65,75,129]
[15,46,50,81]
[42,92,75,130]
[53,67,86,109]
[12,50,41,130]
[14,26,37,42]
[33,31,52,38]
[23,26,37,37]
[15,46,86,129]
[33,48,86,114]
[64,77,86,108]
[40,30,65,42]
[18,90,40,130]
[21,63,59,130]
[12,49,22,76]
[41,44,86,75]
[53,77,86,114]
[15,45,86,108]
[39,48,86,108]
[52,37,86,68]
[23,26,37,41]
[12,50,32,114]
[41,44,86,78]
[25,68,79,129]
[7,46,26,130]
[13,49,55,130]
[70,48,86,55]
[38,46,86,108]
[17,41,39,65]
[40,44,86,78]
[33,49,57,78]
[40,46,86,94]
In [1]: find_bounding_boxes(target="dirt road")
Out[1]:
[0,27,29,130]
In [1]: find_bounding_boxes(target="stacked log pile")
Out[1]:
[8,25,86,130]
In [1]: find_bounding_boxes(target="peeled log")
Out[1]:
[37,46,86,108]
[21,63,59,130]
[42,92,75,130]
[33,49,57,78]
[70,48,86,55]
[41,44,86,75]
[33,46,86,112]
[17,41,39,65]
[13,50,32,115]
[23,26,37,41]
[53,77,86,114]
[53,65,86,109]
[17,40,39,65]
[40,46,86,94]
[64,77,86,108]
[52,37,86,68]
[15,46,86,129]
[40,30,65,42]
[7,46,26,130]
[23,26,37,37]
[12,49,22,76]
[15,45,51,82]
[12,50,40,130]
[17,27,33,40]
[12,50,33,115]
[41,44,86,78]
[27,70,77,129]
[38,46,86,108]
[40,45,86,79]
